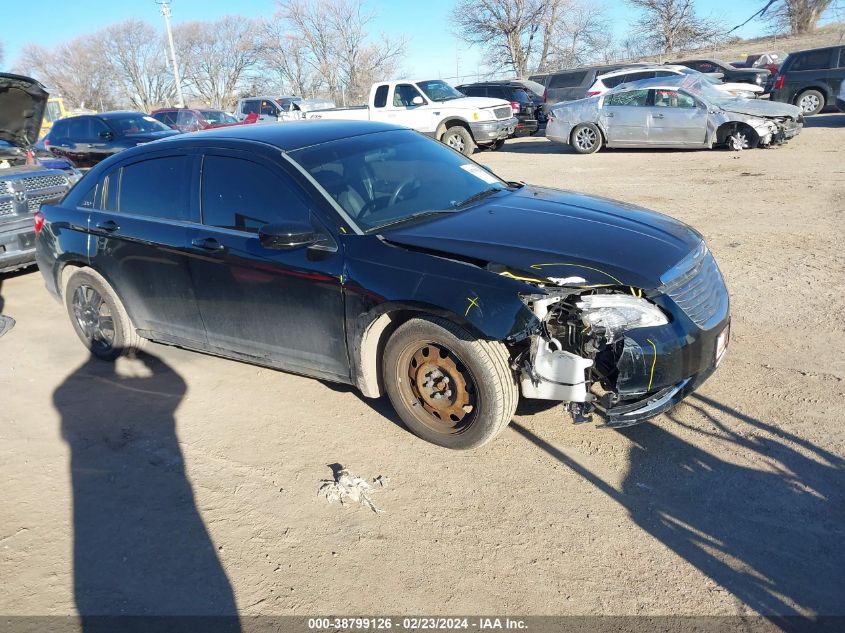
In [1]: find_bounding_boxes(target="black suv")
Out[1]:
[770,45,845,115]
[456,82,539,137]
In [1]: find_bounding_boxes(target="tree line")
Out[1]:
[8,0,837,112]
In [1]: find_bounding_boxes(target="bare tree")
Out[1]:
[273,0,405,105]
[15,41,117,110]
[628,0,725,55]
[100,19,175,111]
[260,20,323,97]
[762,0,834,33]
[175,17,261,109]
[545,3,613,70]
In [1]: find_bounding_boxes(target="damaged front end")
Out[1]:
[501,243,730,428]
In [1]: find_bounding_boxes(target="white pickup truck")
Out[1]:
[305,79,518,155]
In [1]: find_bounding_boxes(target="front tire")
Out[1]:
[796,89,824,115]
[65,268,143,361]
[570,123,602,154]
[441,126,475,156]
[382,317,518,450]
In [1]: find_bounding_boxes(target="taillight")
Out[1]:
[586,90,601,97]
[510,101,520,113]
[774,74,785,90]
[43,138,50,148]
[34,211,45,234]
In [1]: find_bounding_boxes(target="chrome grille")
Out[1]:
[23,174,67,191]
[0,199,13,217]
[494,106,513,120]
[660,250,728,329]
[27,193,60,213]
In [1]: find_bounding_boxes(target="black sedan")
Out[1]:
[43,111,179,168]
[34,120,729,449]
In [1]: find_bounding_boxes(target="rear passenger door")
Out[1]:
[600,89,650,144]
[185,150,348,379]
[829,47,845,100]
[88,151,207,345]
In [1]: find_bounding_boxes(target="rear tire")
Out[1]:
[64,268,143,361]
[441,126,475,156]
[570,123,602,154]
[382,317,518,450]
[490,138,506,151]
[796,89,824,115]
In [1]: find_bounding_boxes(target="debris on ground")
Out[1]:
[318,466,389,514]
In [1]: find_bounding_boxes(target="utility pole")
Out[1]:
[157,0,185,108]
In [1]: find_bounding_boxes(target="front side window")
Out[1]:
[177,110,200,130]
[393,84,424,107]
[290,129,511,233]
[654,90,696,108]
[201,156,310,232]
[153,111,178,126]
[606,89,649,107]
[65,118,91,140]
[119,156,194,221]
[241,100,260,115]
[110,115,172,136]
[260,100,279,116]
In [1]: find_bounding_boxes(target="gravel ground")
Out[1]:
[1,113,843,619]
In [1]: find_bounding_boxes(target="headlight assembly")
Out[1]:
[576,294,668,342]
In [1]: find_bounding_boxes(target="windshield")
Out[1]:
[289,129,510,233]
[416,80,464,102]
[200,110,238,125]
[109,114,173,136]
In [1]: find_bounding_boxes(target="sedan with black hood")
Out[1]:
[35,120,729,449]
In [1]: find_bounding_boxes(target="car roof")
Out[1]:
[609,75,697,93]
[787,44,843,55]
[598,65,686,78]
[154,119,407,151]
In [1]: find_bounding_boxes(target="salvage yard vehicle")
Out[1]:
[546,76,803,154]
[0,73,76,274]
[35,120,730,449]
[455,81,539,138]
[670,58,770,88]
[586,65,764,99]
[769,45,845,115]
[304,80,517,155]
[529,63,650,109]
[151,107,257,132]
[43,111,180,169]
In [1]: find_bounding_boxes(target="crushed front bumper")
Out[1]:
[470,117,518,143]
[0,216,37,274]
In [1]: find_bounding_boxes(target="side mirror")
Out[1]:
[259,221,321,250]
[99,131,114,140]
[412,95,425,106]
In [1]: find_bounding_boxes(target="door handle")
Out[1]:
[95,219,119,232]
[652,113,664,118]
[191,237,225,252]
[605,112,614,117]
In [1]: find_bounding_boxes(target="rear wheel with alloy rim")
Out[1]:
[64,268,143,361]
[570,122,602,154]
[796,89,824,115]
[383,316,518,449]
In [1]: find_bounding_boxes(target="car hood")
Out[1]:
[445,96,512,111]
[383,186,703,289]
[0,73,49,149]
[719,99,802,118]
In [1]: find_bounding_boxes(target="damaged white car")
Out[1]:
[546,75,803,154]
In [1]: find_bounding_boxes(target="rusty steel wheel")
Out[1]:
[383,316,518,450]
[398,342,478,435]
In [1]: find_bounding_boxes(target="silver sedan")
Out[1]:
[546,75,803,154]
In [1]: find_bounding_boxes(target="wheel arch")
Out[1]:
[352,301,497,399]
[794,84,831,102]
[435,117,472,140]
[715,121,760,147]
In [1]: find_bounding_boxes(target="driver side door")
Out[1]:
[184,150,349,380]
[382,84,437,133]
[646,89,709,146]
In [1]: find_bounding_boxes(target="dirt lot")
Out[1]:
[1,114,844,620]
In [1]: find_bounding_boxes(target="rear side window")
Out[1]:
[66,118,92,140]
[459,85,486,97]
[625,71,657,82]
[548,71,587,89]
[606,89,649,106]
[154,111,177,126]
[50,119,69,139]
[487,86,509,99]
[119,156,194,221]
[373,85,389,108]
[791,50,832,71]
[201,156,310,232]
[241,100,260,115]
[601,74,628,88]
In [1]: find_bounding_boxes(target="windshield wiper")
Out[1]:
[370,209,460,232]
[453,187,505,209]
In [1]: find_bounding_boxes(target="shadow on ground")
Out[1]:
[54,352,240,631]
[512,393,845,620]
[803,112,845,128]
